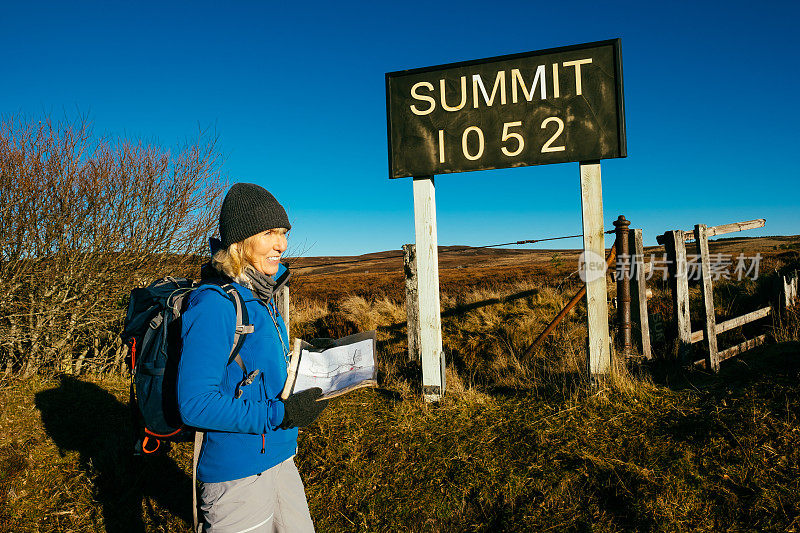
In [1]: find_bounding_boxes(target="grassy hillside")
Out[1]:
[1,235,798,532]
[2,344,798,532]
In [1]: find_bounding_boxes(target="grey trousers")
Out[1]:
[199,457,315,533]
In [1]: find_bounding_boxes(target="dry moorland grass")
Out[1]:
[1,235,799,532]
[2,341,799,532]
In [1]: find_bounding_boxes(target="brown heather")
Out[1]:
[0,114,225,379]
[2,236,797,532]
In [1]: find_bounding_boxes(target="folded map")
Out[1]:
[280,331,378,400]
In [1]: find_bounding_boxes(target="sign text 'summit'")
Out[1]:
[385,39,626,179]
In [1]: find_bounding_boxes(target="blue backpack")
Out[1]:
[121,277,254,455]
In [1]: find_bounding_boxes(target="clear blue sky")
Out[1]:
[2,1,798,256]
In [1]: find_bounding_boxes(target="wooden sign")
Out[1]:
[386,39,626,179]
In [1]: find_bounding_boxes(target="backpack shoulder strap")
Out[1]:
[219,284,253,374]
[190,283,253,532]
[192,430,203,533]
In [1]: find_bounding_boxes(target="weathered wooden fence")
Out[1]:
[402,244,421,361]
[656,218,798,371]
[402,243,446,394]
[400,216,796,376]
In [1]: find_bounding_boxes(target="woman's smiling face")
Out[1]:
[249,228,288,276]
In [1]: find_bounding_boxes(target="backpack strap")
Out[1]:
[192,430,203,533]
[191,282,254,533]
[220,284,253,374]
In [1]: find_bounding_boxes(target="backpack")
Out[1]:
[121,276,254,455]
[122,275,269,532]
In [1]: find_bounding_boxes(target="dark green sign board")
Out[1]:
[385,39,626,179]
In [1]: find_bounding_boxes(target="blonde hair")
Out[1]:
[212,235,258,284]
[211,228,288,283]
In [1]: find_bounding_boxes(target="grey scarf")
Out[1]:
[245,268,277,303]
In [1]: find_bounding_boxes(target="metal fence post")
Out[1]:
[613,215,632,356]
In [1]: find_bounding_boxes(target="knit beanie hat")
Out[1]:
[218,183,291,248]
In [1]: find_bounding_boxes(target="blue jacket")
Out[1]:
[176,264,297,483]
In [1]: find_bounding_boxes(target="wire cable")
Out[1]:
[288,230,615,270]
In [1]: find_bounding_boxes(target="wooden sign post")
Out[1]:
[580,162,611,375]
[413,177,446,400]
[386,40,626,397]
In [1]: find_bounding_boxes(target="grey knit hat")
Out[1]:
[218,183,291,248]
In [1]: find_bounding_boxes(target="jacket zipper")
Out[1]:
[260,371,266,454]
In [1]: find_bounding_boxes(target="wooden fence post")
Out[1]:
[275,286,290,338]
[579,161,611,377]
[664,230,692,359]
[695,224,719,371]
[783,270,798,310]
[629,228,652,359]
[412,176,445,401]
[402,244,421,361]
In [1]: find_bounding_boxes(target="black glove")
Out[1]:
[279,387,329,429]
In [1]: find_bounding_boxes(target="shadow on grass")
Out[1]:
[647,340,800,453]
[381,287,541,335]
[35,375,192,533]
[440,288,540,319]
[486,371,586,399]
[641,341,800,528]
[648,340,800,394]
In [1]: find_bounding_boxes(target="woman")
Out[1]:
[177,183,328,532]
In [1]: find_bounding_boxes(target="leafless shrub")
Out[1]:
[0,114,226,377]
